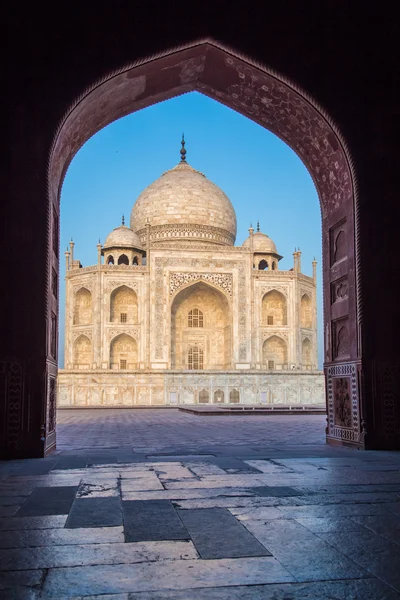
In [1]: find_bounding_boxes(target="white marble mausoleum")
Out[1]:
[58,139,324,407]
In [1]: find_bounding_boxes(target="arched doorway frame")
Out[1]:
[45,39,362,452]
[170,279,232,370]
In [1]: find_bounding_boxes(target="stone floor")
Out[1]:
[1,410,400,599]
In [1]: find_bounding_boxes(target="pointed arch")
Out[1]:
[107,255,114,265]
[301,293,312,328]
[73,287,92,325]
[263,335,287,369]
[118,254,129,265]
[110,285,138,323]
[110,333,137,369]
[258,259,268,270]
[73,334,91,366]
[262,290,287,326]
[171,281,231,370]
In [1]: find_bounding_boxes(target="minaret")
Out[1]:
[69,239,75,264]
[97,239,102,265]
[249,223,254,259]
[312,257,317,281]
[65,246,70,272]
[297,247,302,273]
[293,247,298,272]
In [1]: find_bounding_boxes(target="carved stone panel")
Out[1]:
[333,377,352,427]
[326,362,360,443]
[330,219,347,266]
[331,277,348,304]
[332,317,350,360]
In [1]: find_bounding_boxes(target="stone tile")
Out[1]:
[243,519,368,581]
[277,503,389,518]
[16,486,78,517]
[66,497,123,528]
[251,486,301,497]
[178,508,270,559]
[76,482,119,498]
[350,514,400,545]
[0,506,18,517]
[0,496,30,506]
[163,475,267,489]
[120,477,164,492]
[14,462,57,476]
[385,502,400,516]
[42,556,295,596]
[121,488,254,501]
[295,517,369,533]
[0,526,124,548]
[228,506,286,520]
[213,458,263,473]
[126,578,400,599]
[0,515,67,530]
[123,500,190,542]
[185,463,226,476]
[0,569,43,599]
[318,529,400,591]
[0,540,197,570]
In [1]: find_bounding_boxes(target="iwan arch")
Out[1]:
[5,37,397,458]
[59,139,322,408]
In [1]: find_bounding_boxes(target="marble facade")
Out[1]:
[58,147,323,407]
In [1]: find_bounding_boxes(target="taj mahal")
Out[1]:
[57,139,324,407]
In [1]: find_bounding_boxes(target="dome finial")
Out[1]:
[122,214,125,226]
[180,133,187,163]
[257,221,260,232]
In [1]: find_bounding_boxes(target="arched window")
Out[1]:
[74,288,92,325]
[199,389,209,404]
[118,254,129,265]
[107,255,114,265]
[188,308,204,328]
[188,346,204,370]
[214,389,224,403]
[272,261,276,270]
[132,256,138,266]
[110,286,138,323]
[263,335,288,369]
[258,259,268,270]
[110,334,137,369]
[300,294,312,328]
[262,290,287,326]
[73,335,91,366]
[229,389,240,403]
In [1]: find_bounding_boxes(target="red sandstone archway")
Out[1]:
[45,40,362,454]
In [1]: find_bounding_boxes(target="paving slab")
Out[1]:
[318,529,400,591]
[123,500,190,542]
[178,507,271,559]
[250,486,301,497]
[66,497,122,528]
[125,578,400,599]
[41,557,295,597]
[0,540,197,570]
[16,487,78,517]
[243,518,368,581]
[0,526,124,548]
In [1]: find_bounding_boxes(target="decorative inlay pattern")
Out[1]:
[108,327,140,341]
[0,360,24,452]
[169,272,233,297]
[261,285,288,297]
[47,376,56,434]
[107,281,139,294]
[327,362,359,442]
[72,330,92,342]
[137,224,235,247]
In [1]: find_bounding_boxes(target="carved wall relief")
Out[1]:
[331,277,349,303]
[330,219,347,266]
[332,318,350,360]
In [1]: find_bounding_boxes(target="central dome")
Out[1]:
[130,155,237,247]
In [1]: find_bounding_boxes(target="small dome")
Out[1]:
[130,160,237,247]
[103,225,143,250]
[242,232,278,254]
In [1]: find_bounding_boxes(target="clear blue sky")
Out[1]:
[60,91,323,367]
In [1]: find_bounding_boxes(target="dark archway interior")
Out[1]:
[3,6,399,458]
